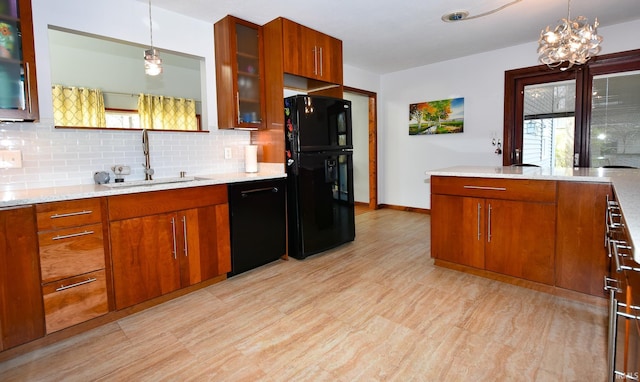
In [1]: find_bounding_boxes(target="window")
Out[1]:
[504,49,640,168]
[105,109,141,129]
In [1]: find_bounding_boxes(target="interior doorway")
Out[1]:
[344,87,378,210]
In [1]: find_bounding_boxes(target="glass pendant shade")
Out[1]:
[144,48,162,76]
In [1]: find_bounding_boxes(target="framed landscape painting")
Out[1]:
[409,97,464,135]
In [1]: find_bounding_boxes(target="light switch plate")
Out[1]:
[0,150,22,168]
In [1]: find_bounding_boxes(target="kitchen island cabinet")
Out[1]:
[556,181,611,297]
[108,185,231,310]
[429,166,626,299]
[0,205,44,350]
[431,176,557,284]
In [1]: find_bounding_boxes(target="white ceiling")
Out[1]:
[149,0,640,74]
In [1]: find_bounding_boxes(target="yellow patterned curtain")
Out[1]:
[51,85,106,127]
[137,94,197,131]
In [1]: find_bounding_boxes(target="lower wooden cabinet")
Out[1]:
[109,186,231,310]
[431,175,612,297]
[36,198,109,333]
[431,176,557,285]
[42,270,108,333]
[0,205,45,351]
[483,198,556,285]
[556,182,611,296]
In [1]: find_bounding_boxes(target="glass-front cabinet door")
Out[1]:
[214,15,265,129]
[0,0,38,121]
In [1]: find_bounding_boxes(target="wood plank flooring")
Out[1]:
[0,209,607,381]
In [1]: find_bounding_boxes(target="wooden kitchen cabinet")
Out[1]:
[0,0,39,121]
[36,198,109,333]
[431,194,484,269]
[0,205,44,350]
[431,176,557,285]
[279,18,343,84]
[556,182,612,297]
[484,198,556,284]
[108,186,231,310]
[214,15,266,129]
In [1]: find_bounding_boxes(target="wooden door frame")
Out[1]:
[344,86,378,210]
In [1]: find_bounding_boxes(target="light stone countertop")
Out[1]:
[0,164,286,208]
[426,166,640,262]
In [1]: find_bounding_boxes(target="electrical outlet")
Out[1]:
[224,147,232,159]
[0,150,22,168]
[112,165,131,175]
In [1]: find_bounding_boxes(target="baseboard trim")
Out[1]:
[378,204,430,215]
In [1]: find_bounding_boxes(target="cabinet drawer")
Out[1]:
[36,198,103,230]
[431,176,557,203]
[42,270,108,334]
[108,185,228,221]
[38,223,105,283]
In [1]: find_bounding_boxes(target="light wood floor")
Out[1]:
[0,209,607,381]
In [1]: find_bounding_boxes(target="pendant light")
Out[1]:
[537,0,603,71]
[144,0,162,76]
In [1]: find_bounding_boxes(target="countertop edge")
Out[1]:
[0,170,286,208]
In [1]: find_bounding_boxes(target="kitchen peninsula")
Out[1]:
[428,166,640,300]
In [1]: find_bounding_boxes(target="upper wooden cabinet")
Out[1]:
[0,205,44,351]
[0,0,38,121]
[214,15,266,129]
[279,18,343,84]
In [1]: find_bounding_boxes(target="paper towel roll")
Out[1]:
[245,145,258,173]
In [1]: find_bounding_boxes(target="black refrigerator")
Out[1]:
[284,95,355,260]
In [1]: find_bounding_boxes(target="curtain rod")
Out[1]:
[51,86,201,103]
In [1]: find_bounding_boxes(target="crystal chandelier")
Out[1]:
[144,0,162,76]
[537,0,602,71]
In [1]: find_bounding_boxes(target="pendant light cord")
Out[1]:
[462,0,522,21]
[148,0,154,49]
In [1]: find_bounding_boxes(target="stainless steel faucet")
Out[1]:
[142,129,154,180]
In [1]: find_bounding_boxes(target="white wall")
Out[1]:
[378,19,640,210]
[0,0,250,190]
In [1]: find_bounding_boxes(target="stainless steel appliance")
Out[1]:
[605,197,640,381]
[284,95,355,259]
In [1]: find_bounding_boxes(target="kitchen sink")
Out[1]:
[102,176,199,189]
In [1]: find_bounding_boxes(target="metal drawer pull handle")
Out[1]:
[50,210,93,219]
[182,216,188,257]
[52,230,94,240]
[603,276,621,293]
[171,217,177,260]
[463,185,507,191]
[56,277,97,292]
[241,187,278,197]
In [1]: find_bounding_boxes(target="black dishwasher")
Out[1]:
[228,178,286,276]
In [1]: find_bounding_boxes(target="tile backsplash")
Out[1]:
[0,121,251,191]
